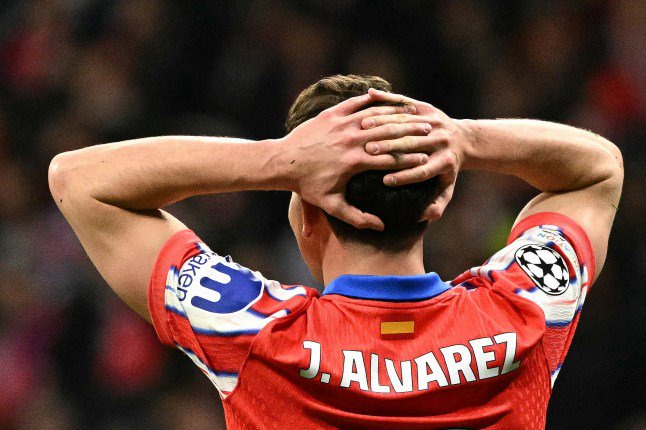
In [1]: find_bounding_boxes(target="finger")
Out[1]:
[325,196,385,231]
[362,113,436,129]
[382,152,453,186]
[348,104,417,123]
[368,88,438,113]
[368,88,415,105]
[360,152,429,170]
[365,134,445,155]
[422,179,456,222]
[327,93,373,115]
[359,122,431,144]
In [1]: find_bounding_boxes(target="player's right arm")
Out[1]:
[361,89,623,282]
[48,95,431,320]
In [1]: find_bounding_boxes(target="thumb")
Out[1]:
[325,196,385,231]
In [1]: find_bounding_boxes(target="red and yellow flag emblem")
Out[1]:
[380,320,415,340]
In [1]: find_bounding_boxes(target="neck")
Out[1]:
[321,236,426,285]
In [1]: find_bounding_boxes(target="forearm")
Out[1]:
[460,119,623,193]
[49,136,290,210]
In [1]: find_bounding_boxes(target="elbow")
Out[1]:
[599,141,624,199]
[48,152,80,204]
[596,132,624,173]
[606,143,624,187]
[606,141,624,176]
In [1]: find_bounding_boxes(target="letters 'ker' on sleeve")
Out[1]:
[455,212,595,386]
[147,230,311,398]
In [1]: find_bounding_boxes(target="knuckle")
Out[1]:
[397,114,407,123]
[440,152,453,165]
[355,218,368,228]
[328,200,343,215]
[345,130,360,143]
[428,207,442,220]
[361,107,376,118]
[404,136,415,148]
[444,151,459,168]
[344,153,362,168]
[329,116,345,131]
[319,109,333,120]
[439,129,451,141]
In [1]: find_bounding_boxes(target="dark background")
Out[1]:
[0,0,644,428]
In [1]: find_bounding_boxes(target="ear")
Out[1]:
[300,199,323,239]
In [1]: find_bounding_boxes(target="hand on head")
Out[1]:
[282,89,466,230]
[362,88,468,222]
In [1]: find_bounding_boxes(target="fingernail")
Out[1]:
[405,105,416,113]
[384,175,397,186]
[422,124,431,133]
[419,154,428,163]
[366,142,379,154]
[365,118,376,128]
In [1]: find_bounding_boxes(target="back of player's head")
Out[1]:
[286,75,439,250]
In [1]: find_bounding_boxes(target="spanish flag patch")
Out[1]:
[380,320,415,340]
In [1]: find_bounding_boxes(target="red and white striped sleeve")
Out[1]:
[148,229,313,398]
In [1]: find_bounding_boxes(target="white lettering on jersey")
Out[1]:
[469,337,500,379]
[300,333,521,393]
[299,341,321,379]
[385,358,413,393]
[370,353,391,393]
[493,332,521,374]
[415,351,449,390]
[340,350,369,391]
[440,344,477,385]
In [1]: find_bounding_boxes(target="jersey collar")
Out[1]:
[322,272,450,302]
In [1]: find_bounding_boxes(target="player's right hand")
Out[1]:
[359,89,470,222]
[281,93,433,230]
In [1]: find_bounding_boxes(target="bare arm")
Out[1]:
[361,89,624,281]
[48,137,280,319]
[48,94,432,320]
[460,119,623,279]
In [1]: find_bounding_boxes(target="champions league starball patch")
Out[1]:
[515,244,569,295]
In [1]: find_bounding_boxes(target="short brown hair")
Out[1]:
[285,74,439,250]
[286,75,393,133]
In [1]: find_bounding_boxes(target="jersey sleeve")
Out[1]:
[148,229,311,397]
[453,212,595,386]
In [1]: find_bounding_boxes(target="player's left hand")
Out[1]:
[360,88,470,221]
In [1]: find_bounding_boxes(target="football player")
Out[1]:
[49,75,623,429]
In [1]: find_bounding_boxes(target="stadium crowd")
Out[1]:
[0,0,644,428]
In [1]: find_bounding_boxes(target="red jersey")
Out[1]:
[148,212,594,429]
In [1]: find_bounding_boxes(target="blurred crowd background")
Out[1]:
[0,0,644,429]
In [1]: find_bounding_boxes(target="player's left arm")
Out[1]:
[360,89,623,282]
[360,90,623,383]
[48,95,431,320]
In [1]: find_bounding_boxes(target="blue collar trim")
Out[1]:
[322,273,450,302]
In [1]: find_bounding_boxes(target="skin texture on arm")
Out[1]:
[361,89,624,281]
[48,94,432,320]
[460,119,623,279]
